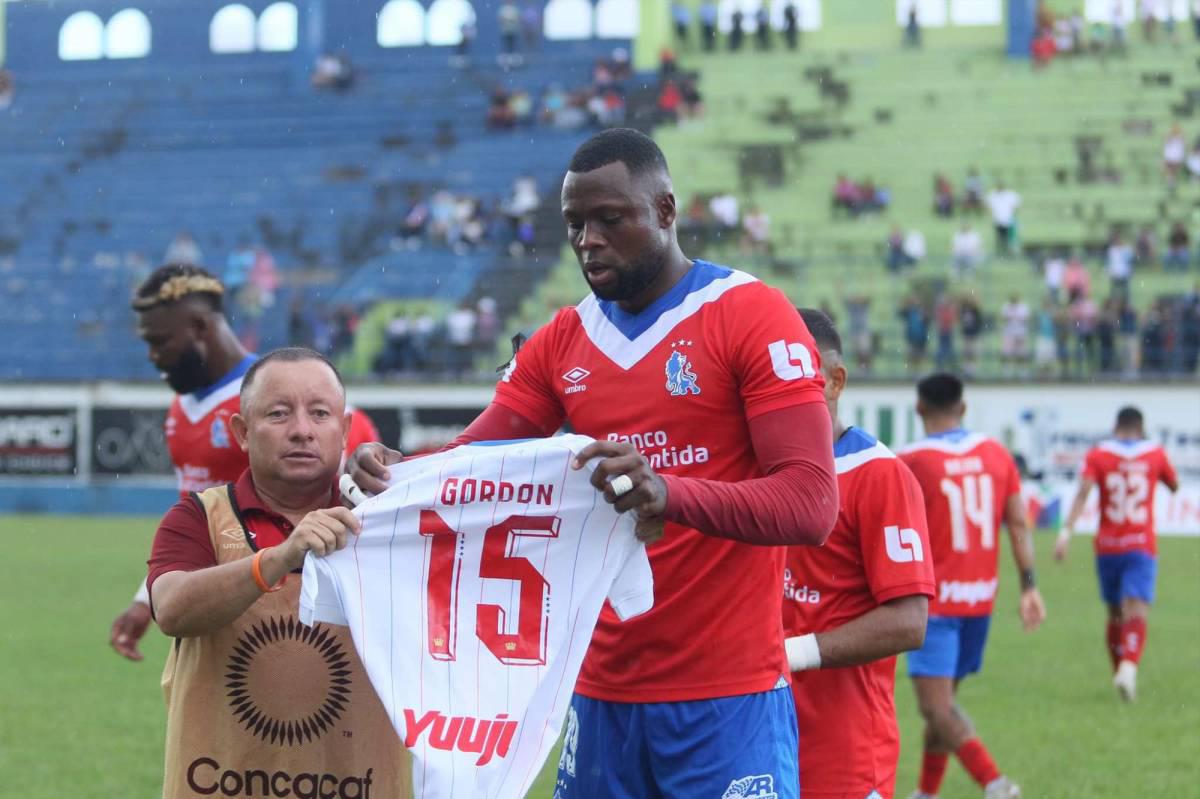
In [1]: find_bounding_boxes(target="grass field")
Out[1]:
[3,515,1197,798]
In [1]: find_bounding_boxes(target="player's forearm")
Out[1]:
[1062,481,1094,532]
[792,595,929,670]
[660,403,838,545]
[662,463,837,545]
[152,550,288,637]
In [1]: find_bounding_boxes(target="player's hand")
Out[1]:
[1053,530,1071,563]
[276,507,362,571]
[109,601,153,661]
[572,441,669,539]
[1018,587,1046,632]
[346,442,404,497]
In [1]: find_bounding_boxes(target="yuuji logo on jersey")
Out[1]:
[939,578,998,606]
[605,429,710,470]
[403,709,518,767]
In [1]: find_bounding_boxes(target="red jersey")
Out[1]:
[1082,439,1178,556]
[899,430,1021,618]
[164,356,379,497]
[164,356,255,496]
[493,261,826,702]
[785,427,934,799]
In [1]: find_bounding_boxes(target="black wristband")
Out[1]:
[1020,568,1036,591]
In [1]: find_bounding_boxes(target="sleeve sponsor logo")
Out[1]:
[884,525,925,563]
[767,340,817,381]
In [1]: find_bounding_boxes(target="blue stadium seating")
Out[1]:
[2,5,623,380]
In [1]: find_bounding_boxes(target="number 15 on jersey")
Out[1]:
[420,510,560,667]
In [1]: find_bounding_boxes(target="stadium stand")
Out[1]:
[506,31,1200,379]
[0,0,627,380]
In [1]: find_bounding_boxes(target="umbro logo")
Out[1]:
[562,367,590,395]
[220,528,248,550]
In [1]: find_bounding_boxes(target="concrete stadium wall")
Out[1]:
[0,381,1196,531]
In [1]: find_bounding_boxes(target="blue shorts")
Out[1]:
[1096,552,1157,606]
[553,685,799,799]
[907,615,992,680]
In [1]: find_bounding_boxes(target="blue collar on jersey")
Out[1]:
[834,426,878,458]
[189,354,257,401]
[926,427,971,442]
[1107,437,1148,449]
[596,260,732,341]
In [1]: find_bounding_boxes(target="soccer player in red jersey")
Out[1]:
[898,373,1045,799]
[350,128,839,798]
[783,309,934,799]
[108,265,380,660]
[1055,406,1179,701]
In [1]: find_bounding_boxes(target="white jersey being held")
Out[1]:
[300,435,654,799]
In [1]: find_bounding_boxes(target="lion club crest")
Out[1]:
[665,342,701,397]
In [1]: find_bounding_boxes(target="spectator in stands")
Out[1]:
[164,231,202,266]
[611,47,633,82]
[741,205,771,257]
[1043,252,1066,300]
[680,77,705,120]
[249,247,279,311]
[862,177,890,213]
[1069,290,1099,375]
[1164,221,1191,271]
[709,191,740,231]
[1063,253,1091,298]
[1140,300,1169,373]
[672,2,692,44]
[224,240,254,300]
[311,52,354,91]
[902,227,927,267]
[1031,27,1057,67]
[658,80,683,123]
[399,193,430,247]
[1001,294,1031,376]
[1134,225,1157,266]
[755,5,772,50]
[510,89,534,125]
[1186,136,1200,180]
[1068,10,1086,52]
[1097,298,1118,373]
[844,294,873,371]
[455,19,476,64]
[899,295,930,368]
[904,4,921,48]
[700,1,719,51]
[1105,231,1134,296]
[885,226,910,273]
[783,2,800,50]
[1111,2,1129,50]
[681,194,713,238]
[986,182,1021,254]
[933,174,955,218]
[1180,283,1200,373]
[521,0,542,50]
[729,8,746,50]
[487,90,517,129]
[934,293,958,371]
[962,166,985,214]
[446,301,477,377]
[1164,124,1187,185]
[475,296,500,353]
[1139,0,1158,42]
[330,305,359,358]
[1033,297,1059,378]
[959,296,984,377]
[832,174,858,217]
[498,1,521,65]
[1116,297,1140,377]
[376,312,414,375]
[955,220,984,277]
[0,69,14,110]
[287,296,314,349]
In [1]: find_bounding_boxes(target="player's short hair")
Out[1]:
[797,308,842,357]
[240,347,345,410]
[916,372,964,413]
[567,128,670,178]
[132,264,224,312]
[1115,405,1143,429]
